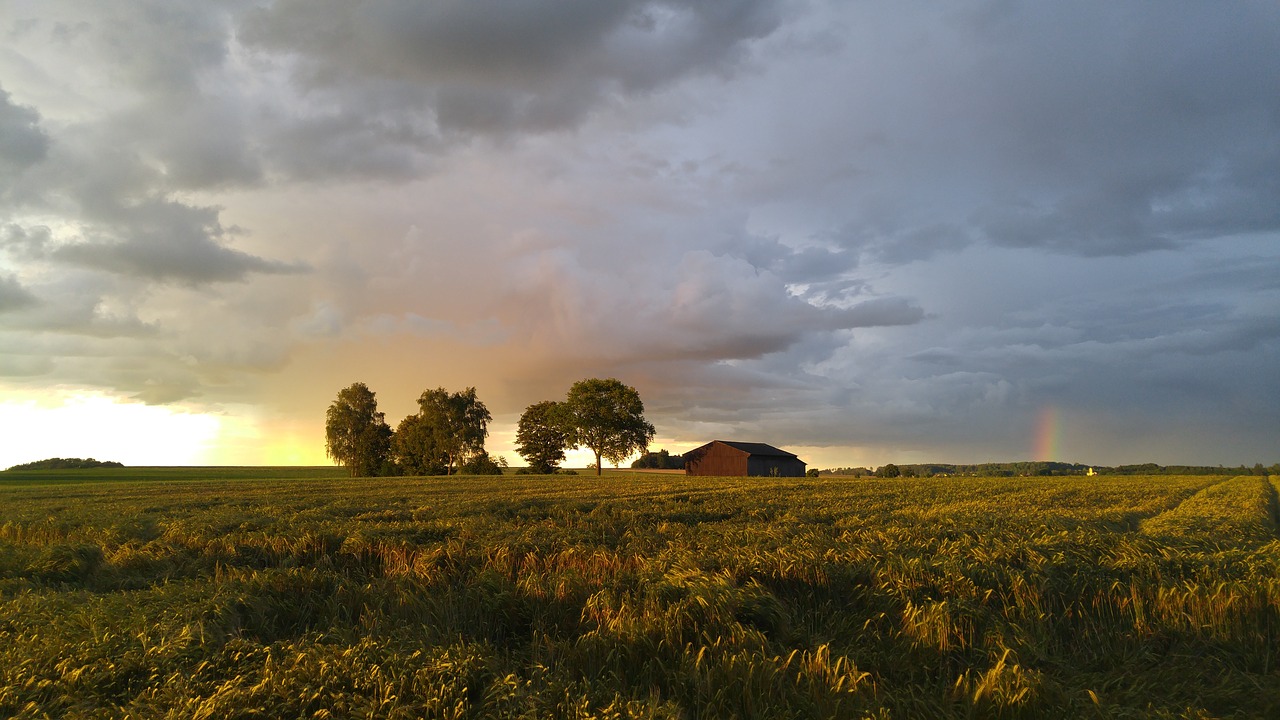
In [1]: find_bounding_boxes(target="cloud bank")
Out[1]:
[0,1,1277,466]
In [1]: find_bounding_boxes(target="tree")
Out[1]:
[325,382,391,476]
[631,449,684,470]
[560,378,655,476]
[416,387,492,475]
[390,413,446,476]
[515,400,568,474]
[875,463,901,478]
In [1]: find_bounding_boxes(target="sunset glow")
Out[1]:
[0,392,223,467]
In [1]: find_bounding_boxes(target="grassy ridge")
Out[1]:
[0,466,347,485]
[0,472,1277,718]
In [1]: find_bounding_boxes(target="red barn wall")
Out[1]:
[684,443,749,476]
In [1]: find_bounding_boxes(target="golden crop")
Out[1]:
[0,472,1276,718]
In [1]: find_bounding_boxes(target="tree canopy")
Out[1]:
[415,387,492,475]
[560,378,655,476]
[390,413,446,476]
[325,382,391,477]
[515,400,569,474]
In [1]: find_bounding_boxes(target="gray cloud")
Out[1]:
[0,275,36,312]
[88,1,230,97]
[725,3,1280,262]
[0,87,47,170]
[240,0,783,140]
[0,1,1278,467]
[0,270,155,338]
[0,87,49,204]
[954,4,1280,256]
[52,200,306,285]
[0,223,50,260]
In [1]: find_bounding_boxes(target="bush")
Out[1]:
[460,452,504,475]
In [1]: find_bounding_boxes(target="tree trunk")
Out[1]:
[594,449,602,476]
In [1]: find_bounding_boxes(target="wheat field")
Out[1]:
[1,470,1277,718]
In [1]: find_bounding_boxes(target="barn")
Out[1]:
[683,441,807,477]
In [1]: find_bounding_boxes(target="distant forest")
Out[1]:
[821,461,1278,478]
[630,453,1279,478]
[5,458,124,471]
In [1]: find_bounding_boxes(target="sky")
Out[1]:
[1,1,1278,470]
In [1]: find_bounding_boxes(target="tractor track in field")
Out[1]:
[1138,475,1278,544]
[1266,477,1280,535]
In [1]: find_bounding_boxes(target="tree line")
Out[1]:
[820,461,1280,478]
[325,378,654,477]
[4,458,125,471]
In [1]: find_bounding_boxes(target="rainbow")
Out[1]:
[1033,406,1061,462]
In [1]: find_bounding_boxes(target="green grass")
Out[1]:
[1,471,1277,718]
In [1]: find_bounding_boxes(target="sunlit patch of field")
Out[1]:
[0,472,1276,718]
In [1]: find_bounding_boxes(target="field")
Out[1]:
[1,470,1277,718]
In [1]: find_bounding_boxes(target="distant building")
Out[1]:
[683,441,806,477]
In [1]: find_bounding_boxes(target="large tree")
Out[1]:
[515,400,568,474]
[390,413,446,476]
[325,382,391,477]
[560,378,655,476]
[416,387,492,475]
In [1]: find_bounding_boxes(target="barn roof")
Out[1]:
[698,441,800,458]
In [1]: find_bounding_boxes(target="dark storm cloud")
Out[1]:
[710,232,860,283]
[240,0,783,137]
[827,297,925,330]
[962,3,1280,256]
[51,200,306,285]
[0,11,304,290]
[748,3,1280,265]
[1,0,1278,467]
[0,269,156,339]
[262,104,436,181]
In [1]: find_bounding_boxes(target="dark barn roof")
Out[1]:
[703,441,798,457]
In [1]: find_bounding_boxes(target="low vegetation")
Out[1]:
[631,449,685,470]
[1,471,1277,717]
[5,457,124,471]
